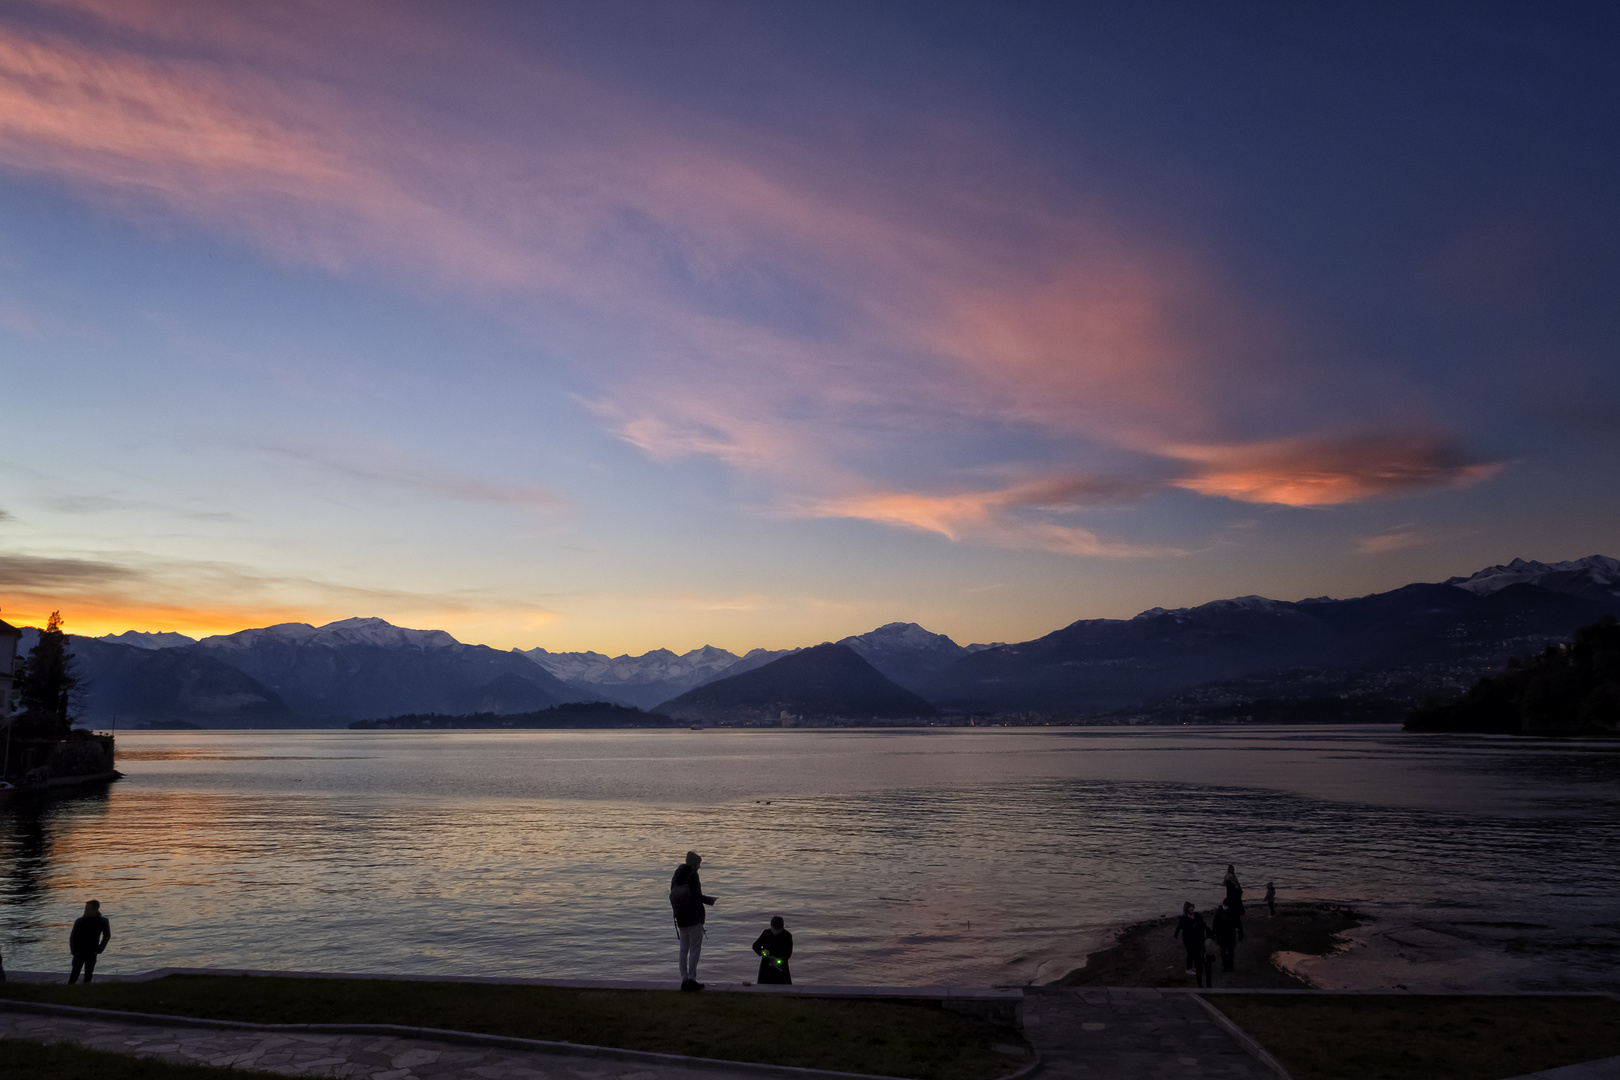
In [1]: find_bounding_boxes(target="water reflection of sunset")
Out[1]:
[2,730,1616,991]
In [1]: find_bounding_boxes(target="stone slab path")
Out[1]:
[1022,987,1281,1079]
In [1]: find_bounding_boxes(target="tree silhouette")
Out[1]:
[15,611,85,741]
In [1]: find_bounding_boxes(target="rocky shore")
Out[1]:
[1057,901,1363,989]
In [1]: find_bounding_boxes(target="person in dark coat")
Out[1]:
[1223,865,1246,940]
[1211,899,1238,972]
[1172,902,1212,987]
[669,851,716,991]
[752,916,793,984]
[69,900,111,983]
[1264,881,1276,916]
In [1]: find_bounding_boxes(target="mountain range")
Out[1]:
[657,643,937,724]
[12,554,1616,727]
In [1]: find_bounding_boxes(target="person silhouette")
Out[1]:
[69,900,111,983]
[1264,881,1276,917]
[1211,898,1238,972]
[669,852,716,991]
[1172,902,1212,987]
[752,916,793,984]
[1223,865,1246,941]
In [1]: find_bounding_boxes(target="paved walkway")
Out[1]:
[1024,988,1280,1079]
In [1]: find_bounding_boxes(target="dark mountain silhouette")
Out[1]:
[191,619,588,720]
[657,643,936,722]
[56,618,591,726]
[835,622,986,697]
[36,554,1620,727]
[926,575,1620,715]
[1407,616,1620,735]
[68,637,299,727]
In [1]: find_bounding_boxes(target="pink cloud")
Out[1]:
[0,2,1508,557]
[1164,433,1501,507]
[800,477,1178,558]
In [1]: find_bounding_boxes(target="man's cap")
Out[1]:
[770,915,785,929]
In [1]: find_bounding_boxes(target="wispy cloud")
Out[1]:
[800,476,1179,558]
[1353,527,1434,555]
[267,446,566,510]
[40,494,237,521]
[1164,433,1501,507]
[0,1,1510,560]
[0,552,141,588]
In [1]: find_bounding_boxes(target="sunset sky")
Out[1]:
[1,1,1616,653]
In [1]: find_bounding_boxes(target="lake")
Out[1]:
[2,726,1616,990]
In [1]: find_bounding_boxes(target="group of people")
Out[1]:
[36,860,1275,993]
[669,850,792,991]
[1172,865,1275,987]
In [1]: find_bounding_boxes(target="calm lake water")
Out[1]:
[2,726,1616,990]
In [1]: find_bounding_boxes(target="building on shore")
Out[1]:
[0,618,20,716]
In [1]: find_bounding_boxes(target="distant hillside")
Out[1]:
[835,622,997,697]
[69,637,300,728]
[1406,616,1620,735]
[926,568,1620,716]
[351,701,678,729]
[30,553,1620,728]
[189,618,589,720]
[657,643,937,723]
[57,618,592,726]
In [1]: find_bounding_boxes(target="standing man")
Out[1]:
[669,851,716,991]
[1172,902,1212,987]
[69,900,111,983]
[1223,865,1245,941]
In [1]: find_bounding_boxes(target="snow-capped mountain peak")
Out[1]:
[308,617,460,650]
[96,630,198,650]
[1447,555,1620,597]
[522,645,748,686]
[200,618,459,650]
[841,621,962,652]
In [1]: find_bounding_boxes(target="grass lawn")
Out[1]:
[0,1038,250,1080]
[1211,994,1620,1080]
[0,976,1030,1080]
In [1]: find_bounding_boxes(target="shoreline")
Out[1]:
[1056,902,1363,989]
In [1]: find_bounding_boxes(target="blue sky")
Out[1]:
[0,1,1616,652]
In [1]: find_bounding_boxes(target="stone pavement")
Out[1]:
[1022,987,1282,1079]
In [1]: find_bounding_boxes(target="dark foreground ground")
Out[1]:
[1058,901,1361,989]
[4,975,1617,1080]
[0,1039,247,1080]
[0,975,1028,1080]
[1211,994,1620,1080]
